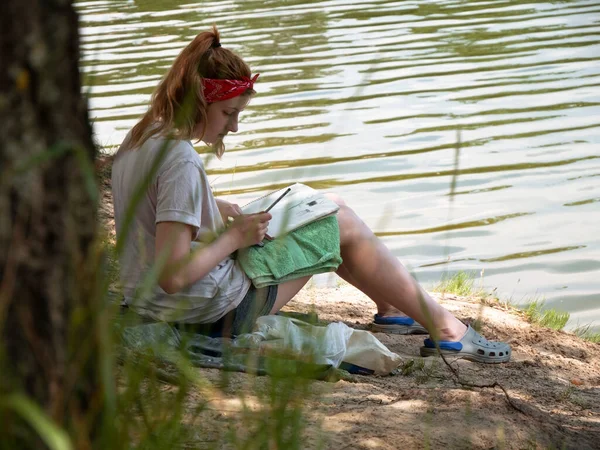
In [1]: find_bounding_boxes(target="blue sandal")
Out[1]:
[370,314,428,335]
[420,325,511,363]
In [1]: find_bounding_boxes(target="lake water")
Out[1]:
[77,0,600,330]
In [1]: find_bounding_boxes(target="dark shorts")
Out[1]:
[175,284,278,338]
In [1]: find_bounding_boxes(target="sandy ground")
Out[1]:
[282,285,600,449]
[98,156,599,449]
[185,284,600,450]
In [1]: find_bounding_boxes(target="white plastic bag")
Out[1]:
[252,316,402,375]
[343,328,402,374]
[252,315,352,367]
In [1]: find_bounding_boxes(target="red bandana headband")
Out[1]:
[201,74,259,103]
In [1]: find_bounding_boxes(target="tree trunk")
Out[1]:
[0,0,102,448]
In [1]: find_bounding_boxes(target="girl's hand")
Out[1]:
[215,198,243,223]
[227,212,272,248]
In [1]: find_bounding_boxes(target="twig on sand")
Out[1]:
[437,350,528,415]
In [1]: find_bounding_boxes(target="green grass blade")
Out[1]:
[2,394,73,450]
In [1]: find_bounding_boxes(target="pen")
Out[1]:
[255,187,292,247]
[264,187,292,212]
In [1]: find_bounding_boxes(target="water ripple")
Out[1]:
[79,0,600,329]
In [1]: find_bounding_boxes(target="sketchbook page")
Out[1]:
[241,183,339,238]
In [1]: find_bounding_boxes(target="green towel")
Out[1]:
[237,216,342,288]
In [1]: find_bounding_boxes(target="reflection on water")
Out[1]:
[77,0,600,330]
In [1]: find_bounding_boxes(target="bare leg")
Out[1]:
[336,263,406,318]
[269,275,312,315]
[327,194,422,320]
[331,197,466,341]
[328,194,401,316]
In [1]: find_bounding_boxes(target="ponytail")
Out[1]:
[127,25,252,151]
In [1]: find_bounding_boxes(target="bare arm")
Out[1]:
[155,212,271,294]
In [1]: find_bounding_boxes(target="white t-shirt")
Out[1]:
[111,133,251,323]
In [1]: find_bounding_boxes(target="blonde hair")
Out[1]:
[127,25,253,157]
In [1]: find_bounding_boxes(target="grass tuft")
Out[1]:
[433,273,577,333]
[434,271,485,298]
[573,324,600,343]
[522,299,569,331]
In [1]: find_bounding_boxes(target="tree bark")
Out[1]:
[0,0,101,448]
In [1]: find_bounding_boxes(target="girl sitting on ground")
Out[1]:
[111,26,511,364]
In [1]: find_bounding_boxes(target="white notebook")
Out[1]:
[241,183,339,238]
